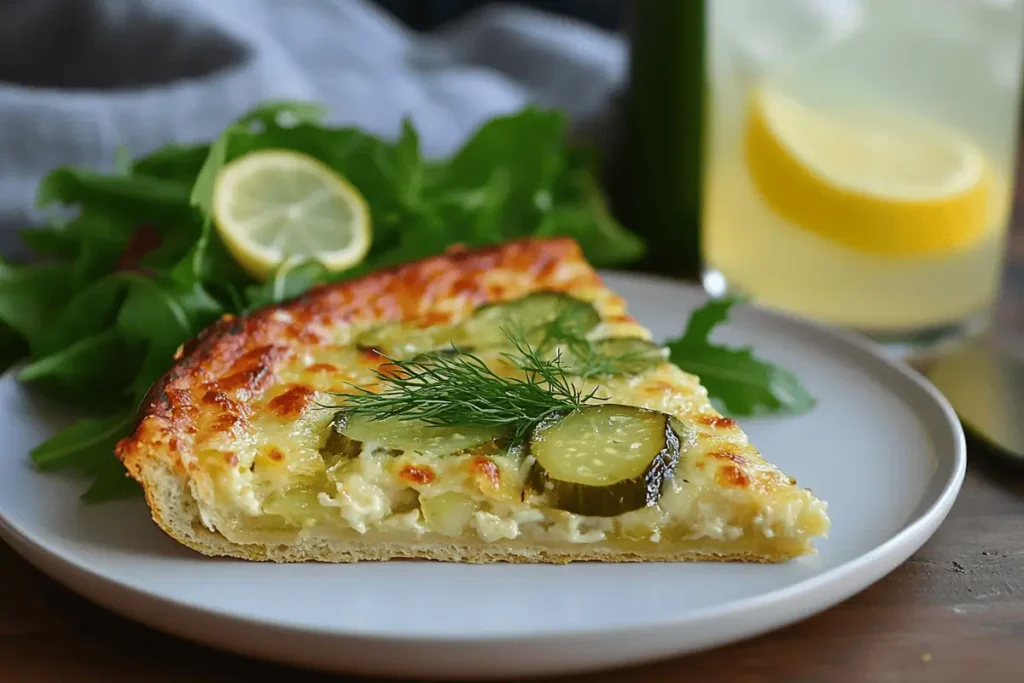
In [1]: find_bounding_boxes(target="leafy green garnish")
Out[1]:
[0,100,646,501]
[533,308,658,379]
[337,332,598,446]
[529,296,814,416]
[667,297,816,417]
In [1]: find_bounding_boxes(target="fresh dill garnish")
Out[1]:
[535,308,665,379]
[334,331,600,445]
[569,342,665,379]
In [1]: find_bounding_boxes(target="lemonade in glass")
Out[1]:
[702,0,1024,353]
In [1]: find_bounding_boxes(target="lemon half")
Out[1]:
[744,87,992,256]
[212,150,372,280]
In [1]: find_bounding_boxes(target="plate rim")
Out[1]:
[0,271,967,646]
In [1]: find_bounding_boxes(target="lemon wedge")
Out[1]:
[212,150,372,280]
[744,87,992,255]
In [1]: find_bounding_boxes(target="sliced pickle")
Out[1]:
[454,436,519,459]
[326,412,505,457]
[526,404,682,517]
[321,414,365,462]
[421,492,478,536]
[560,337,667,377]
[355,322,455,359]
[457,292,600,348]
[261,481,331,527]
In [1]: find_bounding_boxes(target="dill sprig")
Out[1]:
[335,331,599,444]
[536,309,663,379]
[568,343,663,379]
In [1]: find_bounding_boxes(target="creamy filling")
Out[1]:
[203,442,828,551]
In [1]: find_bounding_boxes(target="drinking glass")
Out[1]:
[701,0,1024,355]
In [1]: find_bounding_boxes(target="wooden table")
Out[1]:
[3,238,1023,683]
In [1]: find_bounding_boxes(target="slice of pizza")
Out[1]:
[116,238,829,563]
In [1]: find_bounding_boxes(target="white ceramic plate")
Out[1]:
[0,273,965,680]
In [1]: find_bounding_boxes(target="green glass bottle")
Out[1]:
[613,0,705,279]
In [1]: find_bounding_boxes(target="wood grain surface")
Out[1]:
[2,200,1023,683]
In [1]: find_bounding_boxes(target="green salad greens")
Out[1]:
[0,101,812,503]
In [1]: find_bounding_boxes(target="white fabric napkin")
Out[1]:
[0,0,627,258]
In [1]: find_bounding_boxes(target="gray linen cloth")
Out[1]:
[0,0,627,259]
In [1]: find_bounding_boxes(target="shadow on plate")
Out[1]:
[37,471,200,561]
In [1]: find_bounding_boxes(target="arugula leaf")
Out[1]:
[18,223,80,259]
[62,211,140,285]
[30,408,134,473]
[116,274,224,396]
[666,298,815,417]
[32,274,131,358]
[234,100,329,129]
[536,168,645,266]
[81,460,140,502]
[189,123,234,217]
[37,167,192,212]
[428,169,512,247]
[18,328,139,406]
[117,275,222,344]
[431,109,563,233]
[0,259,74,344]
[0,322,26,375]
[133,144,211,183]
[0,260,73,342]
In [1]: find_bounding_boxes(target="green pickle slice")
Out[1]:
[322,412,505,459]
[457,291,600,347]
[527,404,684,517]
[355,322,455,359]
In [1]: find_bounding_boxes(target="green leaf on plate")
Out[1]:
[18,328,139,405]
[37,167,192,212]
[535,167,646,267]
[18,224,80,260]
[0,260,74,342]
[30,408,135,472]
[81,460,140,502]
[666,297,816,417]
[133,143,211,184]
[116,274,224,397]
[32,274,131,358]
[0,321,26,375]
[234,100,329,129]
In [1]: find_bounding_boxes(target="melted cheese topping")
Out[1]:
[184,283,829,558]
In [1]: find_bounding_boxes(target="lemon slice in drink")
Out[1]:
[744,87,992,255]
[212,150,372,280]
